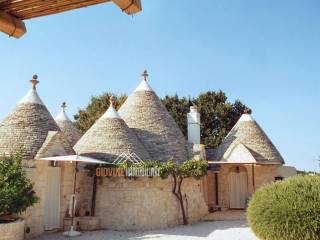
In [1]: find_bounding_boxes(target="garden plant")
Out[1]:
[247,175,320,240]
[0,153,38,223]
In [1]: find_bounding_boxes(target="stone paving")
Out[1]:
[202,210,247,221]
[36,220,257,240]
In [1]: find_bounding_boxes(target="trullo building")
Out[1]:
[74,72,208,230]
[203,110,295,210]
[0,72,296,239]
[0,76,76,238]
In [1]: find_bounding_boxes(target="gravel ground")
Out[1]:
[36,220,257,240]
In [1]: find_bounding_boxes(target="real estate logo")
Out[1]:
[95,167,160,177]
[95,150,160,177]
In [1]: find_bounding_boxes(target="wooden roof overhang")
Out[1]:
[0,0,141,38]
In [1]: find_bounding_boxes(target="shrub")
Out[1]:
[247,175,320,240]
[0,154,38,220]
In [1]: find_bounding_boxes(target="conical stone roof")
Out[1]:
[74,98,150,162]
[118,71,189,162]
[55,102,82,147]
[214,112,284,164]
[0,75,61,160]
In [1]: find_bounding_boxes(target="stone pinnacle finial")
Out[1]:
[30,74,39,90]
[61,102,67,112]
[109,95,115,107]
[243,108,252,114]
[142,70,149,81]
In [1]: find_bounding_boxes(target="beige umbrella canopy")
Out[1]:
[74,97,150,162]
[213,111,285,164]
[118,70,190,163]
[0,75,69,160]
[55,102,82,147]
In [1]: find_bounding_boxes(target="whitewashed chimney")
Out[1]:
[187,105,200,144]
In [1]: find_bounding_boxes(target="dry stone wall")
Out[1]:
[0,103,60,160]
[22,160,75,239]
[95,177,208,230]
[0,219,24,240]
[118,91,190,163]
[75,168,94,215]
[23,161,47,239]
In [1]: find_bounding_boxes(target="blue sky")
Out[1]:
[0,0,319,171]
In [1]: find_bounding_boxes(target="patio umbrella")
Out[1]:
[40,155,107,237]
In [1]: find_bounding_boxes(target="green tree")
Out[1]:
[162,95,190,136]
[196,91,248,148]
[162,91,249,148]
[74,93,127,133]
[0,154,38,221]
[160,159,208,225]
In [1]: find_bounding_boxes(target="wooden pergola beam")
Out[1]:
[112,0,141,15]
[0,10,26,38]
[16,0,110,20]
[0,0,142,38]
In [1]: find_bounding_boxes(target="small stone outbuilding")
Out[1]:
[202,111,295,211]
[0,76,76,238]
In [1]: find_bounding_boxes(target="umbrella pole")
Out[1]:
[71,161,77,228]
[64,161,81,237]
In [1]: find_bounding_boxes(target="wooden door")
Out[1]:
[229,170,247,209]
[45,167,61,230]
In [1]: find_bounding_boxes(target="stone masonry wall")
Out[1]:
[23,161,47,239]
[59,163,75,226]
[22,160,74,239]
[0,219,24,240]
[95,177,208,230]
[75,169,94,215]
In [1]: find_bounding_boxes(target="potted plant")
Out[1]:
[0,153,38,239]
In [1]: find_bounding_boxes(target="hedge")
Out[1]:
[247,175,320,240]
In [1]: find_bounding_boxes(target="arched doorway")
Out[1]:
[228,166,248,209]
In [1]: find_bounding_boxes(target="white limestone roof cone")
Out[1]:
[118,70,189,163]
[55,102,71,121]
[55,102,82,147]
[101,100,121,119]
[0,75,62,160]
[18,75,44,105]
[74,96,150,162]
[134,70,154,92]
[214,109,284,164]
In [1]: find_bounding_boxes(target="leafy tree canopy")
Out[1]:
[0,154,38,218]
[74,91,249,149]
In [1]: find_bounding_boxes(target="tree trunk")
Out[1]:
[171,175,188,225]
[91,175,97,216]
[177,177,188,225]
